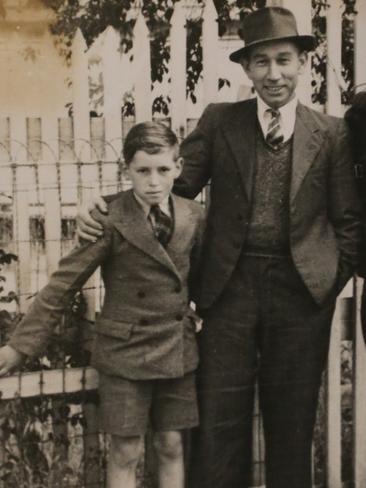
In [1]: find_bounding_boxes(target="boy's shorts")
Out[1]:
[98,371,198,436]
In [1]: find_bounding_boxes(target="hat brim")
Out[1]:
[229,35,316,63]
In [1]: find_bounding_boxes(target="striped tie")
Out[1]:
[148,204,173,247]
[266,109,284,148]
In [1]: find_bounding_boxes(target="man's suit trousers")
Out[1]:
[189,254,335,488]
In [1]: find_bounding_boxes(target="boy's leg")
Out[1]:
[98,374,153,487]
[107,435,144,488]
[151,372,199,488]
[154,430,184,488]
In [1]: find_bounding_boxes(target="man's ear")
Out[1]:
[298,51,308,74]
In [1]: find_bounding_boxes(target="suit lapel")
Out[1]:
[112,191,182,282]
[221,99,257,201]
[290,104,325,202]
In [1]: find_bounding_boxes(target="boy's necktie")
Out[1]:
[148,204,172,247]
[266,108,284,147]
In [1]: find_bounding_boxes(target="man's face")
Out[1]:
[241,41,308,108]
[126,148,182,206]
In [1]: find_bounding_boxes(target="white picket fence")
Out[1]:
[0,0,366,486]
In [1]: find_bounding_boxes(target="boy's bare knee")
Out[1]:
[110,435,144,470]
[153,431,183,462]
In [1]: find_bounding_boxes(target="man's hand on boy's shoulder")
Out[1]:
[77,194,108,242]
[0,345,25,376]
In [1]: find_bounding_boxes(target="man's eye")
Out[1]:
[159,167,171,173]
[137,169,148,174]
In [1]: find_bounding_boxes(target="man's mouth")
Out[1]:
[265,86,284,94]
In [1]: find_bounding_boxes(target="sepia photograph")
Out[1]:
[0,0,365,487]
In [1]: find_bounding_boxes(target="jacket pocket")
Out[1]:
[95,317,134,340]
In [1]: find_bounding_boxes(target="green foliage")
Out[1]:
[42,0,358,110]
[0,394,99,487]
[311,0,356,105]
[342,0,356,104]
[42,0,263,111]
[311,0,328,105]
[0,246,101,487]
[0,249,19,346]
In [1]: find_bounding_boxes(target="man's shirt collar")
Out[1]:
[256,96,298,143]
[133,192,171,218]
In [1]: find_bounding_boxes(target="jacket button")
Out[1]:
[233,242,241,249]
[174,285,182,293]
[137,291,146,298]
[139,318,148,326]
[237,214,244,221]
[175,314,183,321]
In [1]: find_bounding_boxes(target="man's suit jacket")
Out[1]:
[175,98,362,308]
[9,190,205,380]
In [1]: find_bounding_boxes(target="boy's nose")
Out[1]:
[149,173,159,186]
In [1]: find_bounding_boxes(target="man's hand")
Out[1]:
[0,345,25,376]
[76,195,107,242]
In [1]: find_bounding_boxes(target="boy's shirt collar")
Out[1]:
[133,192,171,218]
[256,96,298,143]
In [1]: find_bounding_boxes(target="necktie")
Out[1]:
[266,109,284,147]
[148,204,173,247]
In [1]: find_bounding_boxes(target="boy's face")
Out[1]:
[126,148,182,206]
[241,41,307,109]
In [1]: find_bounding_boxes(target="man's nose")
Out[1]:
[267,62,281,81]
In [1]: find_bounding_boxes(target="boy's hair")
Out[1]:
[123,121,180,165]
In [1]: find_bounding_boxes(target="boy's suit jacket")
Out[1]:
[9,190,205,380]
[175,98,362,308]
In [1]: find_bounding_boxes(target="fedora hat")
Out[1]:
[229,7,316,63]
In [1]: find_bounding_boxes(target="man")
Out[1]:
[345,92,366,343]
[77,7,362,488]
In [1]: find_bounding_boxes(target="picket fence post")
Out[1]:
[282,0,313,105]
[326,0,344,116]
[10,117,32,313]
[202,0,218,108]
[102,26,123,160]
[134,11,152,122]
[39,118,62,275]
[170,1,187,137]
[72,29,91,161]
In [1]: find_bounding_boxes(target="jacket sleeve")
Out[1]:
[329,119,363,291]
[9,215,113,358]
[174,104,218,199]
[188,205,206,301]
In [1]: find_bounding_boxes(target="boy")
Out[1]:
[0,121,205,488]
[76,8,362,488]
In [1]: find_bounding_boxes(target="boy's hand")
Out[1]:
[76,195,107,242]
[0,345,24,376]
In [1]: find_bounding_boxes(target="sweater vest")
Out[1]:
[245,128,293,255]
